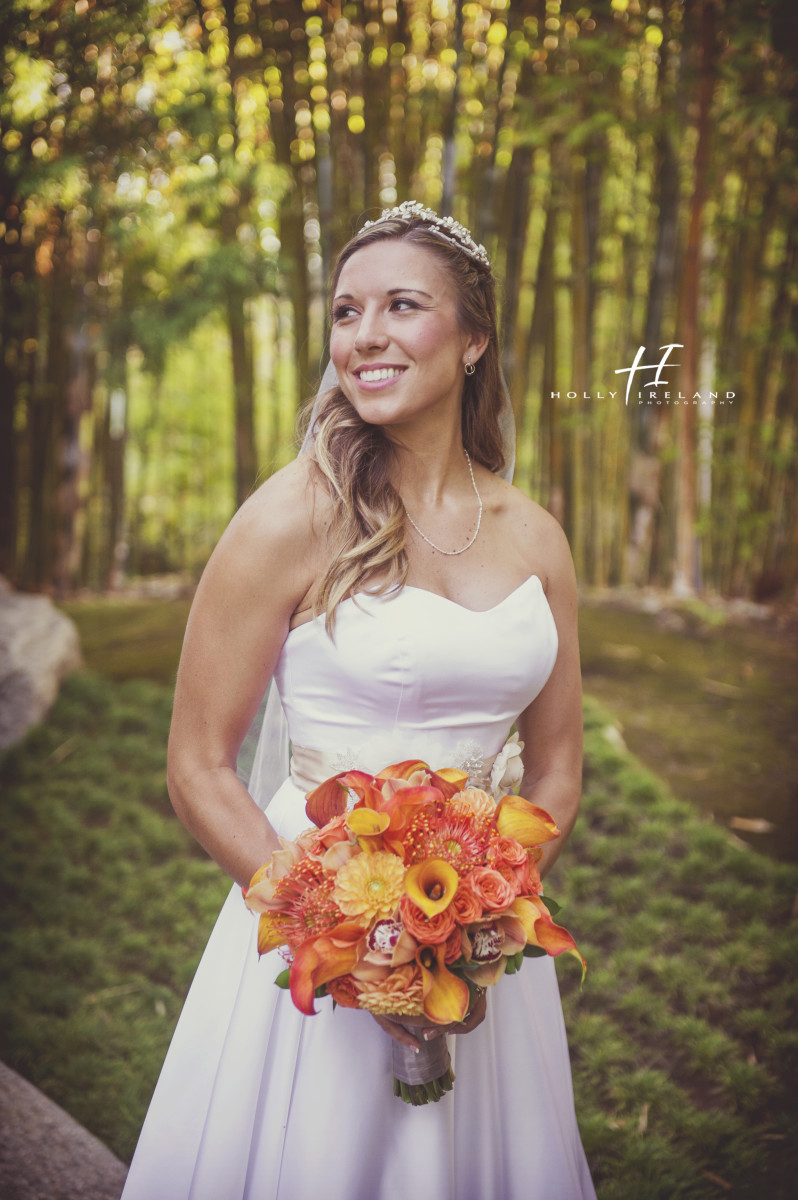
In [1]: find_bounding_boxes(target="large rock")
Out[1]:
[0,1063,128,1200]
[0,578,81,751]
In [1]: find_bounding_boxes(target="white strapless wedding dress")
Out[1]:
[122,576,595,1200]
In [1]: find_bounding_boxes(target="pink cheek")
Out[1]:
[329,333,350,368]
[411,319,458,357]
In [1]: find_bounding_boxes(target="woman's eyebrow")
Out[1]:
[333,287,434,302]
[387,287,433,298]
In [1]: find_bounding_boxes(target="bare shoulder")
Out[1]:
[512,488,574,579]
[222,457,328,556]
[483,473,575,592]
[200,457,331,607]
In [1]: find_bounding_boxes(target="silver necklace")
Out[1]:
[404,451,483,556]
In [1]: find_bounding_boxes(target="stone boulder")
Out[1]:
[0,1062,128,1200]
[0,577,81,751]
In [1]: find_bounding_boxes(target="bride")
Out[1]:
[121,202,596,1200]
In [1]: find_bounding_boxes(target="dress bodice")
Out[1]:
[272,573,558,774]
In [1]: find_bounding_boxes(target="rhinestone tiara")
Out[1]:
[361,200,491,268]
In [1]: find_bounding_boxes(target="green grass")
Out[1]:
[58,597,192,684]
[1,673,796,1198]
[549,697,798,1199]
[0,672,230,1158]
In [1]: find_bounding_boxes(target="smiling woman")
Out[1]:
[120,203,594,1200]
[330,245,482,432]
[305,214,509,632]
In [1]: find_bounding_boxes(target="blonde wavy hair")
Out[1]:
[305,216,505,632]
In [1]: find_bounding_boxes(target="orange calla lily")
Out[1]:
[416,943,470,1024]
[256,913,290,956]
[376,760,430,782]
[509,897,541,941]
[304,775,349,827]
[305,770,382,827]
[511,897,586,981]
[289,922,365,1015]
[405,858,459,918]
[495,795,561,847]
[429,767,469,797]
[346,808,390,838]
[377,784,440,816]
[308,761,462,831]
[376,761,468,800]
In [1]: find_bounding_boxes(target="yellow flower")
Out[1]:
[495,795,560,847]
[404,858,459,918]
[333,851,406,923]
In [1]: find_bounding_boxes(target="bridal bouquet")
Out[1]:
[243,743,585,1104]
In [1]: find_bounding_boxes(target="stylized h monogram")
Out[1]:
[615,344,683,406]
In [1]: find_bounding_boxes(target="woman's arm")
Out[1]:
[516,512,583,880]
[167,458,325,888]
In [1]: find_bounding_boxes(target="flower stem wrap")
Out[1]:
[391,1031,455,1105]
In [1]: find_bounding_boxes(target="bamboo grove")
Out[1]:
[1,0,796,598]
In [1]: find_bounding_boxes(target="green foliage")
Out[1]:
[2,0,797,596]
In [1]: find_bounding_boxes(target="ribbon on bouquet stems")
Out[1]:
[391,1029,454,1105]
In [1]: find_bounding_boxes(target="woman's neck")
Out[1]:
[386,409,468,505]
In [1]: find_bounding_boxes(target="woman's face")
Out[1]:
[329,239,484,433]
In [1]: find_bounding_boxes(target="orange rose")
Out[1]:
[495,861,522,895]
[296,813,352,856]
[450,881,483,924]
[400,894,457,945]
[467,866,517,912]
[493,836,528,868]
[525,856,543,895]
[326,973,364,1009]
[510,853,542,897]
[443,924,464,965]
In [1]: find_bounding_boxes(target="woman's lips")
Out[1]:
[352,365,408,389]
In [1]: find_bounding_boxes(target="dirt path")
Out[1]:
[578,592,798,863]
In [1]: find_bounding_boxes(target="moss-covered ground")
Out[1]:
[552,699,798,1199]
[0,673,228,1159]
